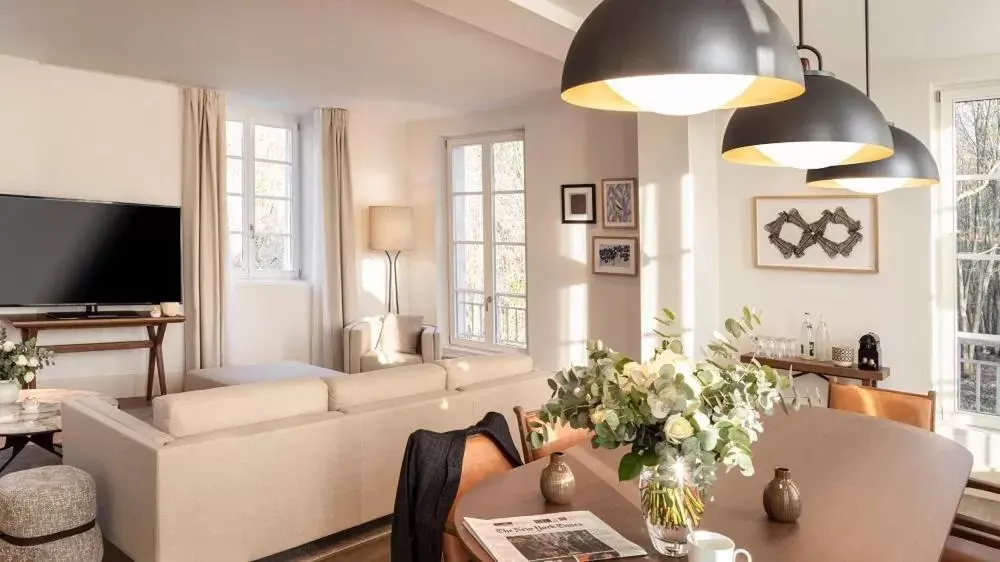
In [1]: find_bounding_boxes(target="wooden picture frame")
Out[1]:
[561,184,596,224]
[592,236,639,276]
[753,195,879,274]
[601,178,638,229]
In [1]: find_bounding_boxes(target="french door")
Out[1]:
[447,132,527,350]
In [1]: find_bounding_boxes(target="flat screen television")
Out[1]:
[0,194,182,309]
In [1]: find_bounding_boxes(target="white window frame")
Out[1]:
[937,84,1000,430]
[226,108,302,280]
[446,130,528,352]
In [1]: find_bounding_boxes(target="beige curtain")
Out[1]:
[308,108,358,370]
[181,88,229,371]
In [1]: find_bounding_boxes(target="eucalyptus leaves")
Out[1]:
[531,307,790,488]
[0,328,55,386]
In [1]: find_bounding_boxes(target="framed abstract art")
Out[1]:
[561,184,596,224]
[592,236,639,276]
[601,178,638,229]
[753,195,879,273]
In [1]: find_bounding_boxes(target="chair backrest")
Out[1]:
[828,381,936,432]
[514,406,592,463]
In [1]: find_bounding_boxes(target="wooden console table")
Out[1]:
[0,313,186,400]
[740,353,890,388]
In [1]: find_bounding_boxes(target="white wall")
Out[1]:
[407,99,639,370]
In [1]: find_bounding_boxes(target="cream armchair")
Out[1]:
[344,315,441,373]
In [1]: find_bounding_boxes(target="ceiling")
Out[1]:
[0,0,563,117]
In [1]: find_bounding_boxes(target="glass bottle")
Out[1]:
[800,313,814,359]
[816,314,831,361]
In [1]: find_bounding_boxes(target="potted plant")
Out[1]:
[531,308,790,556]
[0,328,55,404]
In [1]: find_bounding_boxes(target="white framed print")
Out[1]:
[592,236,639,276]
[601,178,638,229]
[561,184,596,224]
[753,195,879,274]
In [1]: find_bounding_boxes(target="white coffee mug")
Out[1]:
[160,302,182,317]
[687,530,752,562]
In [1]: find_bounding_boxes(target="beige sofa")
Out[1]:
[61,355,549,562]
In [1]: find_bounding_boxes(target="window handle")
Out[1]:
[486,295,493,312]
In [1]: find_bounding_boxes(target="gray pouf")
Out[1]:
[0,465,103,561]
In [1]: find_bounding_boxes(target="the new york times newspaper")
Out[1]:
[463,511,647,561]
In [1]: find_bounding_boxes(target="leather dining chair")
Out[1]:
[827,379,937,431]
[514,406,592,464]
[442,434,516,562]
[941,478,1000,562]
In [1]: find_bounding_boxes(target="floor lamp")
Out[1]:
[369,206,413,315]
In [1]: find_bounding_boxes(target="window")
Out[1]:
[226,111,300,279]
[447,132,527,350]
[940,87,1000,424]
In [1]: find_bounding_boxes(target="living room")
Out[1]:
[0,0,998,560]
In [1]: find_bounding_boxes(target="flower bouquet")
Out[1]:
[0,327,55,392]
[530,308,790,555]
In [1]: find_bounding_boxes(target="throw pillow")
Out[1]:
[380,314,422,355]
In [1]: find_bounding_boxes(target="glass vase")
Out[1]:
[638,464,705,557]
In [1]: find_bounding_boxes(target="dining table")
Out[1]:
[455,407,974,561]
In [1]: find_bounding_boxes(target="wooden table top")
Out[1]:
[0,313,185,330]
[740,354,890,383]
[456,407,973,561]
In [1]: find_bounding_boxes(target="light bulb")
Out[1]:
[827,177,908,194]
[756,142,867,170]
[606,74,756,116]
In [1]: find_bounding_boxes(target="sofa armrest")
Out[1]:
[62,396,170,562]
[421,325,441,363]
[344,320,372,374]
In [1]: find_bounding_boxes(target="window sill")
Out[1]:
[234,278,308,287]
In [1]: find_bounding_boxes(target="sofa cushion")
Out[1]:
[360,350,423,372]
[184,361,340,391]
[380,314,423,355]
[338,389,456,415]
[322,363,446,410]
[437,355,535,391]
[153,379,330,438]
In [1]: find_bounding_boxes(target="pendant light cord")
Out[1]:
[865,0,871,97]
[796,0,823,70]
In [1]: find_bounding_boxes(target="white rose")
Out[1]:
[664,414,695,444]
[590,409,606,425]
[22,371,35,383]
[27,357,39,368]
[2,341,14,353]
[15,355,27,367]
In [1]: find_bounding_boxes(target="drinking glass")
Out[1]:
[783,338,798,359]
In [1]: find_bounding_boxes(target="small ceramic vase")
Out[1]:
[763,467,802,523]
[149,305,163,318]
[22,394,40,413]
[160,302,181,317]
[539,452,575,505]
[0,380,19,405]
[832,346,854,367]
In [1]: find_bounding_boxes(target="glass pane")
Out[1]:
[229,233,244,272]
[492,140,524,192]
[227,158,243,194]
[494,193,525,243]
[255,198,291,235]
[454,243,484,291]
[955,99,1000,176]
[451,145,482,193]
[254,235,292,272]
[226,121,243,157]
[958,338,1000,415]
[452,195,483,242]
[957,261,1000,336]
[255,162,291,197]
[495,244,526,295]
[227,196,243,231]
[255,125,290,161]
[496,295,527,348]
[454,291,485,342]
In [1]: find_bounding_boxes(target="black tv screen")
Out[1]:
[0,195,182,306]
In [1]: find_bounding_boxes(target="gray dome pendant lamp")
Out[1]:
[560,0,806,116]
[721,0,895,169]
[806,0,940,193]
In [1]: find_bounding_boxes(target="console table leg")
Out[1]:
[154,325,167,398]
[146,326,157,401]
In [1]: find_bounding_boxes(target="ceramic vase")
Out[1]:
[0,380,20,405]
[539,452,576,505]
[639,463,705,556]
[763,467,802,523]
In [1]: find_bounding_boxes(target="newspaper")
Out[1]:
[463,511,647,562]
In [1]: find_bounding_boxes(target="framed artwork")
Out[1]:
[601,178,638,229]
[592,236,639,276]
[753,195,879,273]
[561,184,596,224]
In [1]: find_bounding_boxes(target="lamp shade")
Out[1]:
[369,206,413,251]
[806,125,940,193]
[561,0,805,116]
[722,70,894,169]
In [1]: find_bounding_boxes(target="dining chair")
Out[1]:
[514,406,592,463]
[827,379,936,431]
[442,434,516,562]
[941,478,1000,561]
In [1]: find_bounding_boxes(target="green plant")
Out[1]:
[0,328,55,386]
